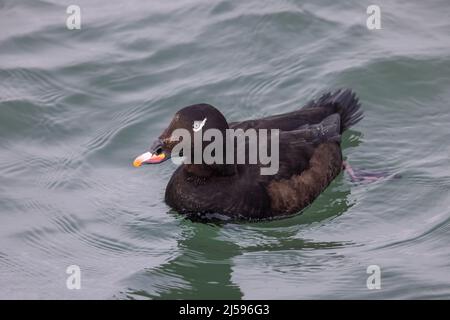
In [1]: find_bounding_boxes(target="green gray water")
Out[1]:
[1,0,450,299]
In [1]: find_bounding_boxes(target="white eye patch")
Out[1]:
[193,118,207,132]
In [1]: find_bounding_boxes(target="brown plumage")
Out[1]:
[267,142,342,214]
[134,89,363,220]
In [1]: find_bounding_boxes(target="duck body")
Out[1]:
[134,89,363,220]
[165,141,342,220]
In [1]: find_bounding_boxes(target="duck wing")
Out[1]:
[267,113,342,180]
[256,114,344,215]
[230,113,343,217]
[229,88,363,134]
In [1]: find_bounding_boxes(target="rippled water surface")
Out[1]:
[1,0,450,299]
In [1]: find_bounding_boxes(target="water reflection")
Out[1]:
[123,220,243,299]
[122,174,352,299]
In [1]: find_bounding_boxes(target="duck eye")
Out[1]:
[155,147,163,155]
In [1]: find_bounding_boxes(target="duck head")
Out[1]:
[133,103,234,176]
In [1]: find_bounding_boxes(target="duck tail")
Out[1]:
[313,89,364,133]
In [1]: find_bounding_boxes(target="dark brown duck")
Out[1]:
[133,89,363,220]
